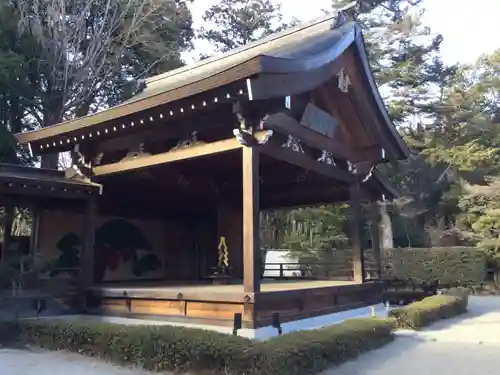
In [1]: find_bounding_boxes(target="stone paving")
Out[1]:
[0,296,499,375]
[322,296,500,375]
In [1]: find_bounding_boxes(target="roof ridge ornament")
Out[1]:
[331,1,359,29]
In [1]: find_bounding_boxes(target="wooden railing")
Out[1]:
[262,262,380,281]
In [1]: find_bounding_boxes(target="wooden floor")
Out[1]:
[90,280,355,301]
[86,280,380,329]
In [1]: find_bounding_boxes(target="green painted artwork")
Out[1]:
[49,232,81,278]
[49,218,162,283]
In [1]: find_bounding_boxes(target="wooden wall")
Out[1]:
[37,209,218,283]
[217,204,243,279]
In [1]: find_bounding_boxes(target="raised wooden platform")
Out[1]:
[86,280,383,328]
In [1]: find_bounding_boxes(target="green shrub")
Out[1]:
[0,320,254,374]
[0,318,394,375]
[389,287,468,329]
[250,319,394,375]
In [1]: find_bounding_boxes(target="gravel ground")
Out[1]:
[322,296,500,375]
[1,296,499,375]
[0,348,156,375]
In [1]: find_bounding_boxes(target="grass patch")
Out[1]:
[0,318,393,375]
[388,287,469,330]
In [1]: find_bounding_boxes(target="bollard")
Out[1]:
[233,313,242,336]
[272,312,282,336]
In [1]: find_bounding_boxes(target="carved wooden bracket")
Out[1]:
[232,104,274,146]
[338,68,352,93]
[347,160,376,182]
[317,150,336,166]
[171,131,204,151]
[361,166,375,183]
[67,144,92,181]
[282,135,305,153]
[120,143,151,162]
[233,128,274,146]
[65,164,90,182]
[94,152,104,166]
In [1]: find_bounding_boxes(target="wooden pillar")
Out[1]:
[369,201,382,279]
[349,183,365,284]
[29,204,41,272]
[242,146,261,293]
[1,202,13,265]
[80,197,97,288]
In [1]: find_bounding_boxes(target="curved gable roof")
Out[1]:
[14,2,408,160]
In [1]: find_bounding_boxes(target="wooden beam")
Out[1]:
[242,146,260,293]
[259,143,354,183]
[349,183,365,284]
[262,191,350,210]
[263,112,356,162]
[93,132,271,176]
[93,137,242,176]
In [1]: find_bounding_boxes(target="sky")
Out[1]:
[187,0,500,64]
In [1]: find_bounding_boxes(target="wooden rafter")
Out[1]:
[259,143,355,183]
[262,111,380,163]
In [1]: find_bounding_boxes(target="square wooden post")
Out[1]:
[242,146,261,293]
[369,201,382,279]
[29,203,41,277]
[80,197,97,288]
[1,202,13,265]
[349,183,365,284]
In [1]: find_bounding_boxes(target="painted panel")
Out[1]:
[38,210,167,283]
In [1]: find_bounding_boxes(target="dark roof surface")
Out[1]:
[13,6,358,144]
[13,1,409,160]
[0,164,102,197]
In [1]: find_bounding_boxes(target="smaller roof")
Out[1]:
[0,164,102,199]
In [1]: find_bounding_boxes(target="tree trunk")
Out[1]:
[379,202,393,249]
[41,112,61,169]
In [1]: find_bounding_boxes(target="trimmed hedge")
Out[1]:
[388,287,469,329]
[252,319,394,375]
[0,318,394,375]
[288,247,486,285]
[0,321,253,373]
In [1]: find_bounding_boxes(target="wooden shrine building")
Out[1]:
[11,6,409,329]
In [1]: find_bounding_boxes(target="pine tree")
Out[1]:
[0,0,38,164]
[198,0,287,53]
[332,0,461,246]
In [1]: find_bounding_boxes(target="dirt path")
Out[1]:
[322,296,500,375]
